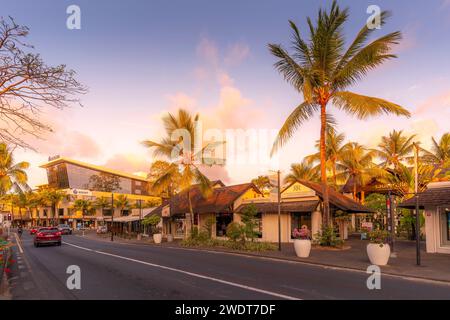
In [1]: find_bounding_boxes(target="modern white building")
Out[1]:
[400,181,450,254]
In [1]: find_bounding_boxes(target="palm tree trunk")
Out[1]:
[320,103,330,226]
[187,189,194,237]
[332,161,337,186]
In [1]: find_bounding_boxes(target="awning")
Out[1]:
[103,215,141,222]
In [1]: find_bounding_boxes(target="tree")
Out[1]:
[42,188,66,225]
[147,160,180,197]
[114,194,129,216]
[251,176,272,195]
[142,109,223,235]
[335,142,386,201]
[305,130,346,185]
[73,199,92,217]
[422,133,450,166]
[0,142,29,195]
[0,17,86,149]
[376,129,415,169]
[93,197,110,217]
[87,173,122,192]
[284,161,320,185]
[268,1,410,225]
[240,204,260,242]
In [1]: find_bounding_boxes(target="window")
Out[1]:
[291,212,312,239]
[439,208,450,247]
[256,212,262,238]
[58,208,64,216]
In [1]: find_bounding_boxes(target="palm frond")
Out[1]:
[332,91,410,119]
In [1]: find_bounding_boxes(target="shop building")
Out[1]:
[399,181,450,254]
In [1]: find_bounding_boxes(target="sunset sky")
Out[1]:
[4,0,450,188]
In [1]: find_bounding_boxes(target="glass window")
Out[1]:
[291,212,312,239]
[439,208,450,247]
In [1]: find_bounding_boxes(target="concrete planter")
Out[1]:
[366,243,390,265]
[294,239,311,258]
[153,233,162,244]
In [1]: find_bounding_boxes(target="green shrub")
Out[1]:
[226,222,243,242]
[202,216,216,238]
[314,226,344,247]
[240,204,259,242]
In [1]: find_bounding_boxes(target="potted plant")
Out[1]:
[366,229,391,265]
[143,214,162,244]
[292,225,311,258]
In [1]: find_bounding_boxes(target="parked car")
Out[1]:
[29,226,40,235]
[34,227,62,247]
[96,225,108,234]
[57,224,73,235]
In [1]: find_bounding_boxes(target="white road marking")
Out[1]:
[14,233,24,253]
[63,241,300,300]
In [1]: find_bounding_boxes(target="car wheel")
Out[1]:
[34,243,39,247]
[57,241,62,246]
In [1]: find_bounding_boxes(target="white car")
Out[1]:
[96,225,108,234]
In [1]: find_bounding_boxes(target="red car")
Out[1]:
[29,226,40,235]
[34,227,62,247]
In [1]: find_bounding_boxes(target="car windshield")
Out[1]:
[38,228,59,233]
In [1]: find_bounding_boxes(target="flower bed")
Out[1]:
[181,238,277,252]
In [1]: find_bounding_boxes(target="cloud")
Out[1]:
[224,42,250,66]
[197,37,219,65]
[415,90,450,115]
[32,122,101,159]
[103,153,149,175]
[198,164,231,184]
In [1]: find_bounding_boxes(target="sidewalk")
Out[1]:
[77,231,450,284]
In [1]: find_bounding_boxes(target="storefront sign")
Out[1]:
[67,189,93,196]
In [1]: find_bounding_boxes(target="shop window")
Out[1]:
[290,212,312,239]
[216,213,232,237]
[58,208,64,216]
[194,213,199,226]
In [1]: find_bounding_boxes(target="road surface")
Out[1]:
[6,231,450,300]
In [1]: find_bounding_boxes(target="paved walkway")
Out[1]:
[77,231,450,283]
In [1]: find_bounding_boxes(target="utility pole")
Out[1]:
[111,193,114,242]
[414,143,421,266]
[277,170,281,252]
[138,199,142,240]
[386,190,395,255]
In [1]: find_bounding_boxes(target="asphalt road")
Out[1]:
[7,231,450,300]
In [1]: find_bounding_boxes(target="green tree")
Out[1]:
[240,204,260,242]
[73,199,92,217]
[0,142,29,196]
[376,129,416,169]
[147,160,181,197]
[93,197,111,217]
[114,194,129,216]
[284,161,320,185]
[87,173,122,192]
[268,1,410,225]
[251,176,272,195]
[422,133,450,166]
[42,188,66,226]
[142,109,223,235]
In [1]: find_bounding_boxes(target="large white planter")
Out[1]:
[294,239,311,258]
[153,233,162,244]
[366,243,390,265]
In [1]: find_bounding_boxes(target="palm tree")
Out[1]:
[142,109,222,235]
[114,195,129,216]
[305,130,346,185]
[422,133,450,166]
[335,143,386,202]
[284,161,320,185]
[376,129,415,169]
[251,176,272,195]
[73,199,92,216]
[93,197,111,217]
[0,142,29,196]
[268,1,410,225]
[43,189,66,226]
[147,160,181,197]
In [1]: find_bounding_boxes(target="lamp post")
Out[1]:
[138,199,142,240]
[413,142,421,266]
[111,193,114,242]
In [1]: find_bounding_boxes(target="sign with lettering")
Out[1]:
[67,189,92,196]
[282,182,315,198]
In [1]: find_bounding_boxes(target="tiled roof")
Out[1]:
[296,180,374,213]
[399,183,450,209]
[236,200,319,214]
[155,183,262,215]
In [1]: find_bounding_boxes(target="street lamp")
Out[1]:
[269,170,282,251]
[111,192,114,242]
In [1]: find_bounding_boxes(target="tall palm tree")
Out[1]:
[422,133,450,166]
[268,1,410,225]
[251,176,272,195]
[73,199,92,216]
[142,109,222,235]
[0,142,29,196]
[114,195,129,216]
[376,129,415,169]
[305,130,346,185]
[284,161,320,185]
[93,197,110,217]
[335,142,386,202]
[43,189,66,226]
